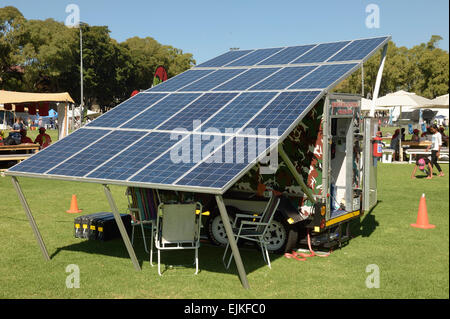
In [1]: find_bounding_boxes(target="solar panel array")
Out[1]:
[7,36,390,194]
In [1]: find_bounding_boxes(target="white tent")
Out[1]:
[67,107,98,119]
[430,94,449,108]
[375,90,434,108]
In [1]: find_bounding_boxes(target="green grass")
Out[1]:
[0,163,448,299]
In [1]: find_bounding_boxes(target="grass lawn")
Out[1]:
[0,162,448,299]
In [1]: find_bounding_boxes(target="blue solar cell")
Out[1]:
[242,91,322,137]
[199,92,277,132]
[87,132,186,181]
[47,130,145,177]
[226,48,284,66]
[175,136,277,189]
[181,69,246,91]
[158,93,238,131]
[212,68,280,91]
[289,63,357,89]
[122,93,200,129]
[8,128,109,174]
[87,93,167,128]
[328,37,388,62]
[257,44,315,65]
[291,41,350,64]
[196,50,253,67]
[129,133,225,185]
[249,66,317,91]
[146,69,214,92]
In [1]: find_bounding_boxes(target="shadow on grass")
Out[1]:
[49,236,281,275]
[350,201,380,238]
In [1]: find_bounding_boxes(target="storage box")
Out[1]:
[74,212,132,241]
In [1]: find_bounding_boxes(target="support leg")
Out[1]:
[11,176,50,261]
[215,195,250,289]
[103,185,141,271]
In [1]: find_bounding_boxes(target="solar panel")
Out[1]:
[7,36,390,194]
[329,37,388,62]
[242,91,322,137]
[226,48,284,66]
[175,136,278,189]
[196,50,253,68]
[87,132,188,181]
[181,69,246,91]
[257,44,315,65]
[47,130,146,177]
[8,128,110,174]
[288,63,358,89]
[121,93,201,130]
[212,68,280,91]
[87,93,167,128]
[291,41,350,64]
[249,66,317,91]
[157,93,238,131]
[146,69,214,92]
[199,92,278,132]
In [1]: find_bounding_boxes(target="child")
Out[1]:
[426,125,444,177]
[411,156,433,179]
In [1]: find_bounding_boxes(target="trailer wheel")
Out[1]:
[265,215,298,254]
[205,206,238,247]
[206,208,298,254]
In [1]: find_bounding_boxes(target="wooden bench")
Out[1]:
[406,148,449,164]
[0,153,33,162]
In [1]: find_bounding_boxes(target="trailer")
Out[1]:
[196,93,379,253]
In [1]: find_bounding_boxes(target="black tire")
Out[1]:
[265,214,298,254]
[206,206,298,254]
[205,206,238,247]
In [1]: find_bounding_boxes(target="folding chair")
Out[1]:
[126,187,158,265]
[222,194,280,269]
[155,202,202,276]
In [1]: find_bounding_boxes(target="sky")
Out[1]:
[2,0,449,64]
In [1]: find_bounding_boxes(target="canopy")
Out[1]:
[374,90,433,108]
[0,90,75,104]
[423,94,449,109]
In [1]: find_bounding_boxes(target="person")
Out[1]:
[20,129,34,144]
[411,155,433,179]
[34,127,52,149]
[411,129,420,142]
[11,117,24,144]
[426,125,444,177]
[390,129,401,161]
[0,130,4,146]
[401,128,406,142]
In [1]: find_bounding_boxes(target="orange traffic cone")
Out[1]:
[66,194,82,214]
[411,193,435,229]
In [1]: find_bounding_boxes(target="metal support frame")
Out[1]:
[215,195,250,289]
[103,184,141,271]
[370,43,388,117]
[11,176,50,261]
[278,144,316,204]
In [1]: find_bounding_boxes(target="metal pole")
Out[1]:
[215,195,250,289]
[80,26,84,126]
[279,144,316,204]
[11,176,50,261]
[361,64,365,97]
[322,95,330,204]
[370,43,388,117]
[103,184,141,271]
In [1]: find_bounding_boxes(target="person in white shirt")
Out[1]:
[426,125,444,177]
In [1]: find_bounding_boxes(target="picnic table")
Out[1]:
[0,144,39,166]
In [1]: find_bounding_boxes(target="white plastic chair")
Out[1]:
[154,202,202,276]
[222,194,280,269]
